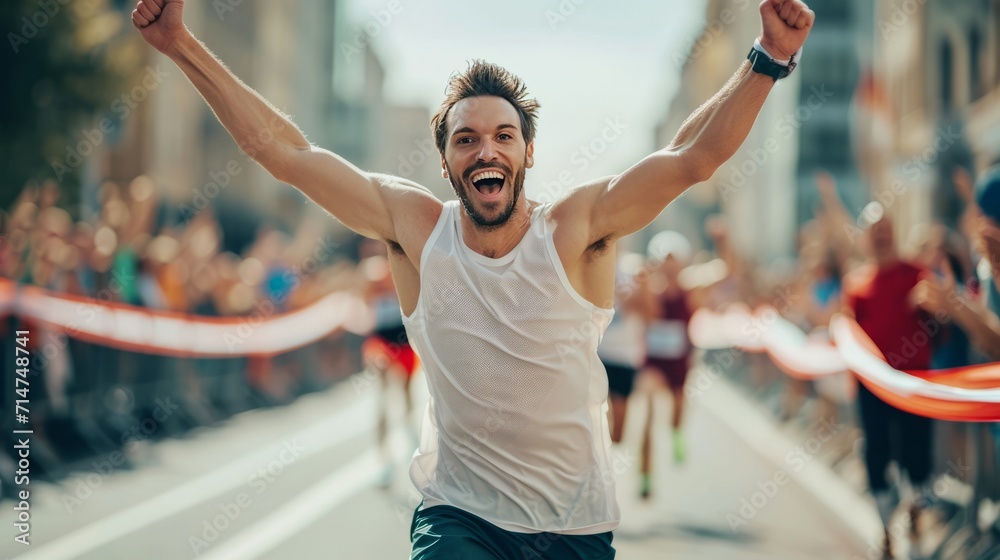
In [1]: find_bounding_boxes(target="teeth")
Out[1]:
[472,171,504,183]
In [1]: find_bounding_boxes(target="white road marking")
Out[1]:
[196,450,380,560]
[16,395,375,560]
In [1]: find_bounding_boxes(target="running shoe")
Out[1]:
[640,472,652,500]
[672,428,687,464]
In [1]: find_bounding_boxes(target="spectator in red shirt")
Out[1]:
[842,202,934,558]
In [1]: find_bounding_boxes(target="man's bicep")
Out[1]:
[277,146,394,240]
[588,150,702,243]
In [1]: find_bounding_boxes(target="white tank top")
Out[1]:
[402,200,620,534]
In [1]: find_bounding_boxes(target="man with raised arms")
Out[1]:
[132,1,813,557]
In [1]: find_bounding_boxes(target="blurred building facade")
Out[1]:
[87,0,339,241]
[87,0,440,245]
[329,2,444,199]
[653,0,1000,263]
[79,0,1000,260]
[870,0,1000,235]
[795,0,867,225]
[653,0,802,262]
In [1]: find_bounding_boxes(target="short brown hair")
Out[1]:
[430,60,540,156]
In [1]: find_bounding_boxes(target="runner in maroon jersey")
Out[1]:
[639,232,694,499]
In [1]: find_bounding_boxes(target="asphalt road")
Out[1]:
[2,369,869,559]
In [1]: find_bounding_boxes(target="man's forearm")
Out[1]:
[165,31,310,175]
[668,61,774,177]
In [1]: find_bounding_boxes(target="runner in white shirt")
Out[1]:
[132,1,814,556]
[597,251,648,445]
[361,245,421,486]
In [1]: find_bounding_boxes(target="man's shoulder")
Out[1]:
[377,176,445,220]
[545,176,615,224]
[374,174,443,202]
[372,176,447,265]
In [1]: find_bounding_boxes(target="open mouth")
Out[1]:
[471,170,506,199]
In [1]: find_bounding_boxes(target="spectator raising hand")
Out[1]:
[910,257,958,317]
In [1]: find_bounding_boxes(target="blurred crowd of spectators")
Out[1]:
[0,177,365,316]
[706,161,1000,557]
[0,176,380,495]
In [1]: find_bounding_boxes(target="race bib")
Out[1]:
[646,320,688,359]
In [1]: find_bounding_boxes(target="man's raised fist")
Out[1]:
[132,0,187,55]
[759,0,814,61]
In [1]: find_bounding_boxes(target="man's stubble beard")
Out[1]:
[448,161,527,231]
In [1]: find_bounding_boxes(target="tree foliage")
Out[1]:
[1,0,141,215]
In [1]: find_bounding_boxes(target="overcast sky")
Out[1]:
[341,0,708,199]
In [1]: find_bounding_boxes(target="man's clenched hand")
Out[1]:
[759,0,814,60]
[131,0,187,55]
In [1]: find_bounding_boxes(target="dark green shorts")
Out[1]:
[410,504,615,559]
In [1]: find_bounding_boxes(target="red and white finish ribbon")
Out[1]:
[1,278,373,358]
[688,305,1000,421]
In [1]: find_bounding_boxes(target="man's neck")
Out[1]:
[461,200,536,259]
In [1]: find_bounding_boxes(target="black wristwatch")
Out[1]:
[747,42,798,81]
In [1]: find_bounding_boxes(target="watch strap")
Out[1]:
[747,40,799,81]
